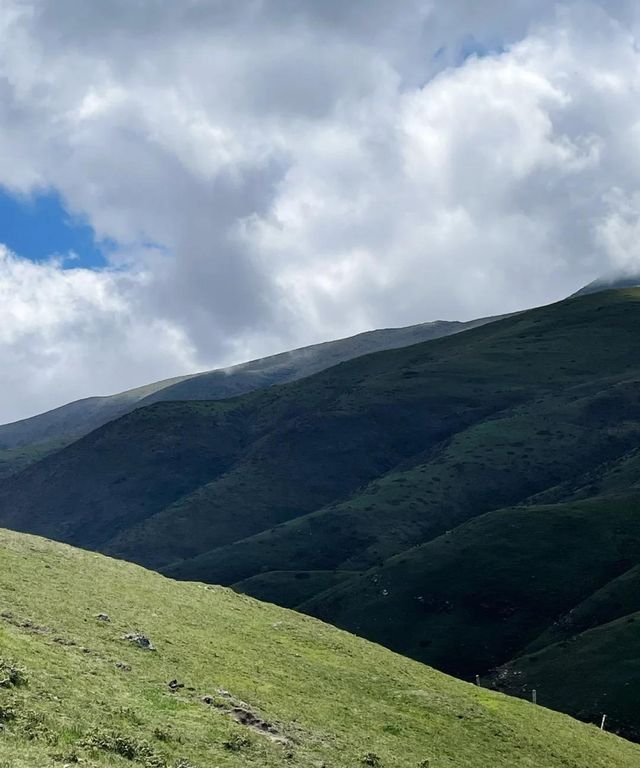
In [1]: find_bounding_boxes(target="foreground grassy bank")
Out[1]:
[0,529,638,767]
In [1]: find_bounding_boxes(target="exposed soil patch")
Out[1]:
[199,688,289,745]
[229,707,288,744]
[0,612,50,635]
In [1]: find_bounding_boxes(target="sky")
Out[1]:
[2,0,640,423]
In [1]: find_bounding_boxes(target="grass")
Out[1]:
[4,289,640,744]
[527,563,640,651]
[300,492,640,679]
[487,611,640,741]
[0,317,492,453]
[4,288,639,576]
[1,528,639,768]
[233,571,357,608]
[0,438,68,480]
[171,381,640,587]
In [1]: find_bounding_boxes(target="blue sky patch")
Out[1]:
[432,35,506,69]
[458,35,506,63]
[0,187,109,268]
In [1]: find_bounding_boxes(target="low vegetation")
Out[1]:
[1,528,639,767]
[3,289,640,741]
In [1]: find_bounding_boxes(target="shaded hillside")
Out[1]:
[170,380,640,586]
[3,528,635,768]
[1,290,636,569]
[0,315,498,463]
[486,612,640,742]
[527,562,640,651]
[3,290,640,739]
[300,492,640,681]
[0,374,194,452]
[0,439,68,481]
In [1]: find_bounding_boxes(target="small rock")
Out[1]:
[201,695,214,705]
[96,613,111,622]
[122,633,155,651]
[115,662,132,672]
[168,679,184,691]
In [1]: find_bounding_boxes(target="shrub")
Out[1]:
[222,732,251,751]
[0,706,16,724]
[81,730,166,767]
[0,658,27,687]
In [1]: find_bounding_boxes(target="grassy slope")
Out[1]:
[486,612,640,741]
[167,380,640,586]
[527,563,640,651]
[163,289,640,587]
[0,312,522,564]
[0,317,497,458]
[232,570,357,609]
[139,317,501,406]
[2,289,638,575]
[2,530,636,768]
[0,375,195,451]
[4,291,640,747]
[0,438,68,480]
[0,402,251,550]
[300,493,640,678]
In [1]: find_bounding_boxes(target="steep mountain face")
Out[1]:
[2,528,636,768]
[0,315,499,471]
[3,289,640,738]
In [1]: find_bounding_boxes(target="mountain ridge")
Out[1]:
[0,315,503,479]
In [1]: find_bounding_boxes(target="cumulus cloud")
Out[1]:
[0,246,198,422]
[1,0,640,419]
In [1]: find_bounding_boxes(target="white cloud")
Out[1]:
[1,1,640,419]
[0,246,198,423]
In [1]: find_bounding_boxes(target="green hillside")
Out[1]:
[1,290,637,570]
[486,612,640,742]
[163,289,640,585]
[527,563,640,651]
[0,438,67,480]
[0,316,497,466]
[300,492,640,680]
[3,289,640,741]
[0,528,637,768]
[168,380,640,587]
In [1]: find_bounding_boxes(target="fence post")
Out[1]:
[532,689,537,705]
[600,714,607,731]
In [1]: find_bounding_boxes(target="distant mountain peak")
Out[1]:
[571,271,640,297]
